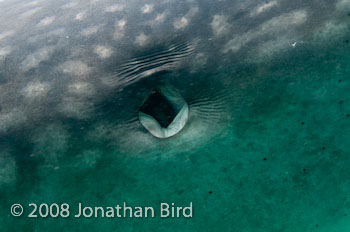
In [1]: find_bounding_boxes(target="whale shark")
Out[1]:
[1,0,350,231]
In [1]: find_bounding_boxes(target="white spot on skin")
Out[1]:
[141,4,154,14]
[0,30,15,41]
[61,1,78,9]
[37,16,55,27]
[210,15,230,37]
[22,82,50,99]
[250,1,278,17]
[117,19,126,30]
[154,12,166,23]
[250,37,291,63]
[0,46,12,59]
[223,31,255,53]
[75,12,87,21]
[68,82,95,96]
[19,7,42,19]
[114,19,126,40]
[173,7,198,30]
[135,33,148,46]
[81,26,99,37]
[105,4,124,12]
[59,60,91,77]
[27,28,65,43]
[146,12,167,27]
[0,153,17,189]
[224,10,308,53]
[260,10,307,32]
[49,28,65,36]
[22,1,39,7]
[0,109,27,134]
[21,46,55,71]
[336,0,350,12]
[191,52,208,71]
[174,17,189,30]
[94,45,113,59]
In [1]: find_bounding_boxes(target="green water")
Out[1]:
[1,42,350,231]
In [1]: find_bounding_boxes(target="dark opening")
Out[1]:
[139,88,178,128]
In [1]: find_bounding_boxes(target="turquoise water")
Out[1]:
[1,39,350,231]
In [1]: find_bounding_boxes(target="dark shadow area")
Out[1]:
[139,88,178,128]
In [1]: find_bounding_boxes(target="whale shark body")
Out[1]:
[1,0,350,231]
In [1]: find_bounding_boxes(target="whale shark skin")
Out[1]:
[1,0,350,231]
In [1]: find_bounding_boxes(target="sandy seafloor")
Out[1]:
[0,0,350,231]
